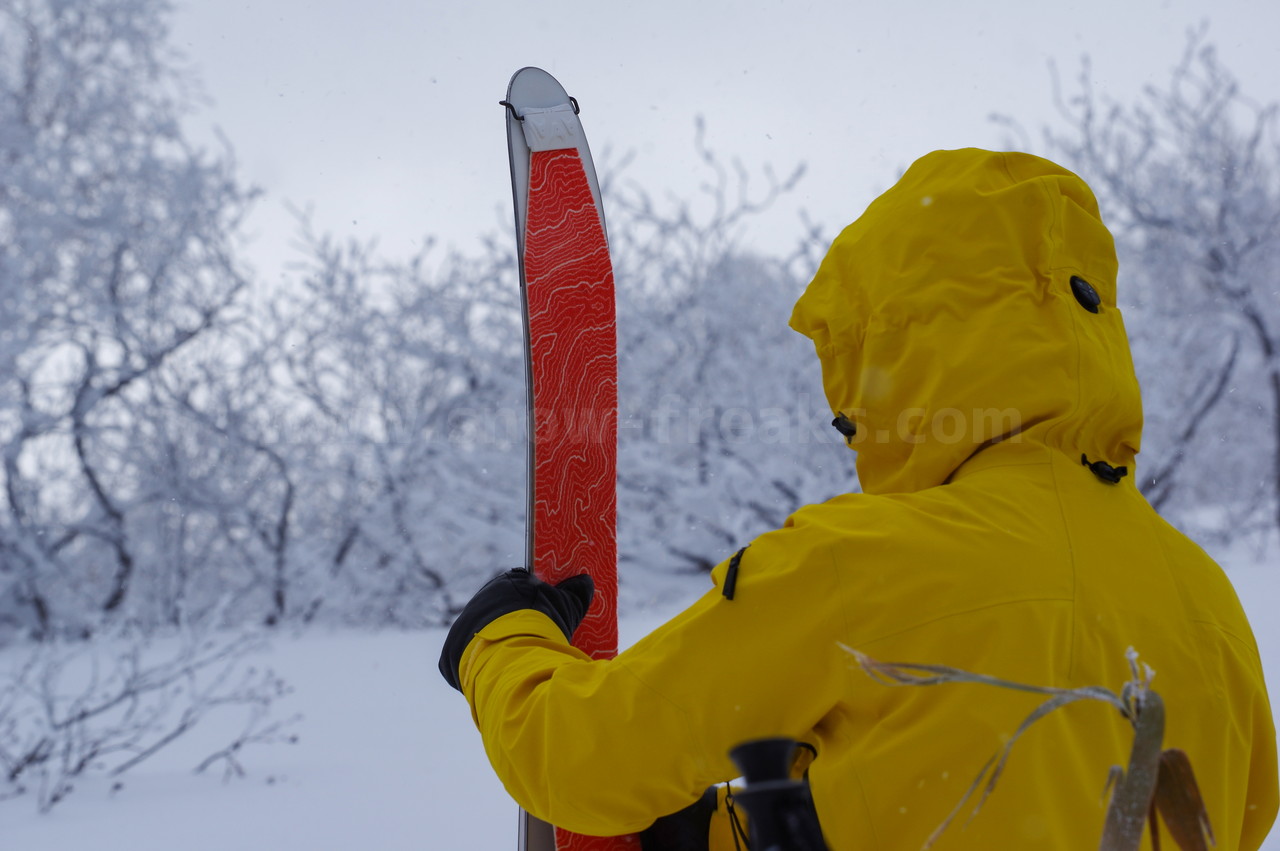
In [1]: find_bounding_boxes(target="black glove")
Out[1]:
[640,786,719,851]
[438,568,595,692]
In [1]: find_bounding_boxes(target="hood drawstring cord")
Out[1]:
[1081,454,1128,485]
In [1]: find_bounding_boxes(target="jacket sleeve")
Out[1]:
[456,521,849,837]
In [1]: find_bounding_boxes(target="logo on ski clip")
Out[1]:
[521,104,582,152]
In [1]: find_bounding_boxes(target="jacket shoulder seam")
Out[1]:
[1190,618,1264,664]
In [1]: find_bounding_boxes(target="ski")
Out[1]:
[502,68,634,851]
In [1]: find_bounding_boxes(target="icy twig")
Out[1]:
[0,618,299,812]
[842,646,1213,851]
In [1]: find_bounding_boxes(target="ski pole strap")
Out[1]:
[724,783,751,851]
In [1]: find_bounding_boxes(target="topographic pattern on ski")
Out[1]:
[505,66,635,851]
[525,146,619,662]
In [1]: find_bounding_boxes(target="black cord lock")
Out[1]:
[1081,454,1128,484]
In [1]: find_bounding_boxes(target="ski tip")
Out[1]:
[508,65,549,82]
[505,67,571,107]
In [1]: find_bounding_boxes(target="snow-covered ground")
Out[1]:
[5,552,1276,851]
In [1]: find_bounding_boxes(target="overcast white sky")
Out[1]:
[169,0,1280,284]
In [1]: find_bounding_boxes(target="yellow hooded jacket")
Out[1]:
[457,149,1278,849]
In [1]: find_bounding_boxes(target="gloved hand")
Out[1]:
[640,786,720,851]
[438,568,595,692]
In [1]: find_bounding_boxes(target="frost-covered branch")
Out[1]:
[845,647,1213,851]
[0,617,298,812]
[1015,29,1280,542]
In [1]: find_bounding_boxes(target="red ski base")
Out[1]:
[524,146,629,850]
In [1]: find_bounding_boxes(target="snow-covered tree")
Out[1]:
[0,5,296,798]
[266,227,527,627]
[1039,33,1280,545]
[607,134,855,584]
[0,0,256,636]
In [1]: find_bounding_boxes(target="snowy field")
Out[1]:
[5,550,1276,851]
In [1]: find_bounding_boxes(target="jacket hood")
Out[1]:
[790,148,1143,495]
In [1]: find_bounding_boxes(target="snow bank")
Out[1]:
[3,560,1274,850]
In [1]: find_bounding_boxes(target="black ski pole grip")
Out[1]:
[728,738,828,851]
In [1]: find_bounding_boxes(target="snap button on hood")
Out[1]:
[1070,275,1102,313]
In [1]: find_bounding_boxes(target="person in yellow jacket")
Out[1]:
[439,148,1278,849]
